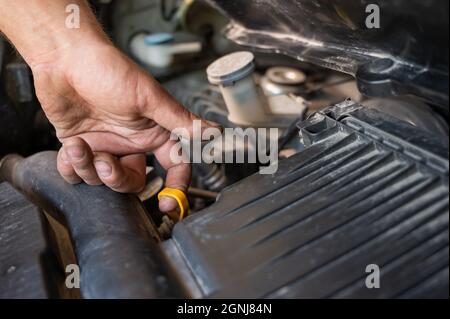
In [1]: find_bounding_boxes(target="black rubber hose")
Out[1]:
[0,151,183,299]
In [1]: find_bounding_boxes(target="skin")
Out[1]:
[0,0,217,212]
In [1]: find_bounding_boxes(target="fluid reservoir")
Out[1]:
[207,51,271,127]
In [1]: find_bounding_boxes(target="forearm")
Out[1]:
[0,0,109,67]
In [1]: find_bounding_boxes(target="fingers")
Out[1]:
[141,80,220,139]
[67,128,169,156]
[159,164,191,212]
[63,137,103,186]
[93,153,146,193]
[58,137,146,193]
[154,139,191,212]
[141,87,222,212]
[57,148,82,184]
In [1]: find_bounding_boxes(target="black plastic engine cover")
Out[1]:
[0,183,56,299]
[169,101,449,298]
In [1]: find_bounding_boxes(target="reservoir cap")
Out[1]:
[144,33,175,46]
[207,51,255,86]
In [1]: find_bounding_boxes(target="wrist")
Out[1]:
[0,0,110,69]
[27,22,111,70]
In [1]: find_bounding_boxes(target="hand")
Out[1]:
[31,41,214,212]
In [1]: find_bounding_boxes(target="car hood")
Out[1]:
[206,0,449,108]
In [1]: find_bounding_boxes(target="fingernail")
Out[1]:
[94,161,112,178]
[60,150,70,163]
[159,196,178,212]
[66,145,85,160]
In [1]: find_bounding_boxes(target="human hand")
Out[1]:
[0,0,216,212]
[31,41,214,212]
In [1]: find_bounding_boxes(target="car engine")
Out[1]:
[0,0,448,299]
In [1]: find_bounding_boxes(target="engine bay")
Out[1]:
[0,0,448,299]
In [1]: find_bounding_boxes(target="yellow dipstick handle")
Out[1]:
[158,188,189,220]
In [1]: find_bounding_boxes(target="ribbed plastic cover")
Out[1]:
[0,183,52,299]
[171,101,449,298]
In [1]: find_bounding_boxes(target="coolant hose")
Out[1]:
[0,151,182,299]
